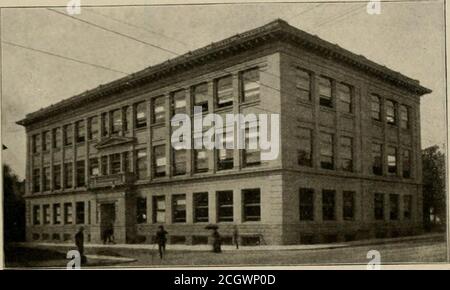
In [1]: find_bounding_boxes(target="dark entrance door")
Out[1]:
[100,203,116,243]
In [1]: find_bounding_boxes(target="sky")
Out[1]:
[1,1,446,179]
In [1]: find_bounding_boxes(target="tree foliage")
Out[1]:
[3,164,26,242]
[422,145,446,231]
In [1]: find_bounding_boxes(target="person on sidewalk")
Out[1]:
[155,225,168,259]
[233,225,239,250]
[106,222,115,244]
[75,226,87,265]
[212,228,222,253]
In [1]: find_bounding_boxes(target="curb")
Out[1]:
[12,233,444,252]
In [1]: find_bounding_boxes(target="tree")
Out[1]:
[422,145,446,232]
[3,164,26,242]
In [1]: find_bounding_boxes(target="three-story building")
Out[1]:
[17,19,431,245]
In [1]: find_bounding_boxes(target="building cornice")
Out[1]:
[17,19,432,127]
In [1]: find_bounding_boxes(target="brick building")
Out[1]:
[17,19,431,245]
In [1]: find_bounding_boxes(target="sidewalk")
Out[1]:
[14,233,444,252]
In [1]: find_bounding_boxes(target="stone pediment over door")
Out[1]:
[95,136,136,154]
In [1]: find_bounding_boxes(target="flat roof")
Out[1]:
[17,19,432,126]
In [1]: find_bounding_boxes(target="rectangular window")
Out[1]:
[43,131,51,151]
[298,128,313,167]
[64,124,73,146]
[374,193,384,220]
[193,130,208,173]
[64,163,73,188]
[88,116,99,140]
[243,188,261,222]
[53,128,62,149]
[122,152,130,173]
[319,76,333,108]
[43,204,50,225]
[43,167,50,191]
[390,194,399,220]
[32,168,40,193]
[320,132,334,169]
[194,192,208,223]
[296,68,311,102]
[340,136,353,172]
[75,120,85,143]
[217,126,234,171]
[53,204,61,224]
[172,90,186,116]
[172,194,186,223]
[403,149,411,178]
[89,158,99,176]
[241,68,260,103]
[371,94,381,121]
[338,83,352,113]
[173,149,186,176]
[244,121,260,167]
[387,146,397,175]
[110,153,121,175]
[76,160,85,187]
[111,109,122,136]
[101,156,108,175]
[33,205,40,225]
[216,75,233,108]
[322,190,336,221]
[217,149,234,171]
[32,134,41,153]
[124,106,131,132]
[53,164,61,190]
[386,100,396,125]
[152,196,166,223]
[217,190,233,222]
[153,96,166,124]
[343,191,355,221]
[193,83,209,113]
[64,203,73,224]
[101,112,109,136]
[76,202,85,224]
[403,195,412,220]
[135,101,147,128]
[299,188,314,221]
[136,149,147,180]
[400,105,409,129]
[153,145,166,177]
[372,143,383,176]
[194,149,208,173]
[136,197,147,224]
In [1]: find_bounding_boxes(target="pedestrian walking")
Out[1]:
[75,226,87,264]
[107,222,115,244]
[155,225,168,259]
[212,228,222,253]
[233,225,239,249]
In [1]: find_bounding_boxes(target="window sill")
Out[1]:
[387,123,397,129]
[214,106,233,114]
[296,99,313,107]
[319,106,336,113]
[239,99,260,108]
[135,126,149,132]
[340,112,355,119]
[150,122,166,128]
[371,119,383,127]
[241,220,261,224]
